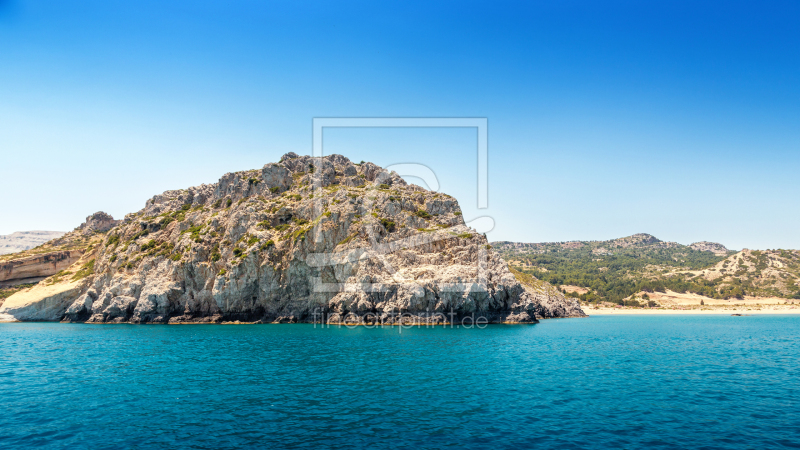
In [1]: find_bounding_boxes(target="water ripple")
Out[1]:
[0,316,799,449]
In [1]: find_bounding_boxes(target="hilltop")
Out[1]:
[493,234,800,305]
[0,231,66,255]
[0,153,583,323]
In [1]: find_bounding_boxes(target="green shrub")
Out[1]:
[219,269,227,276]
[71,259,95,281]
[260,240,275,251]
[247,236,259,246]
[233,248,244,257]
[225,198,233,208]
[270,186,280,194]
[106,234,120,247]
[181,204,191,211]
[212,199,222,208]
[379,183,390,190]
[415,210,431,219]
[109,254,117,262]
[248,177,260,185]
[291,228,307,242]
[380,218,396,232]
[211,252,221,262]
[132,229,149,240]
[454,211,462,216]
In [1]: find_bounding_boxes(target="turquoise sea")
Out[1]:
[1,315,799,449]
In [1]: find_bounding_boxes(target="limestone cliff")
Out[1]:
[0,250,84,286]
[0,212,117,288]
[0,153,584,323]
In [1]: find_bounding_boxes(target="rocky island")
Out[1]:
[0,153,584,324]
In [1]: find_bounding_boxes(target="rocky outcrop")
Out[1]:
[1,154,584,324]
[75,212,119,236]
[0,280,84,322]
[0,231,66,255]
[689,241,729,256]
[0,250,84,286]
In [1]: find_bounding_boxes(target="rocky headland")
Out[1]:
[0,153,584,324]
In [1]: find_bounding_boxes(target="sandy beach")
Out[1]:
[586,305,800,315]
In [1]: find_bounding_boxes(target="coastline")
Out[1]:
[586,305,800,315]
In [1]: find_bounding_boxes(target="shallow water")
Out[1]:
[1,316,799,449]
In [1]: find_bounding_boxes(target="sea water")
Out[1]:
[1,315,799,449]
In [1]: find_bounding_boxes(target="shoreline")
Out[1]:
[586,306,800,315]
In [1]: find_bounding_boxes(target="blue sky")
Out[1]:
[1,0,798,249]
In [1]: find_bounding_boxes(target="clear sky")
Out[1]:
[1,0,798,249]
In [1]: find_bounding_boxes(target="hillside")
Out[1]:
[0,153,583,323]
[0,231,66,255]
[493,234,800,305]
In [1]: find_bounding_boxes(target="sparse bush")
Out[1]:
[71,259,95,281]
[132,229,149,240]
[106,234,120,247]
[380,218,396,232]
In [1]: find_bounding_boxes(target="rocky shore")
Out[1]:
[0,153,584,324]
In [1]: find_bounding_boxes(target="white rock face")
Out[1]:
[6,153,585,324]
[0,231,66,255]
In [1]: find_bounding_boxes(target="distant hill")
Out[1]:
[0,231,66,255]
[493,234,800,304]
